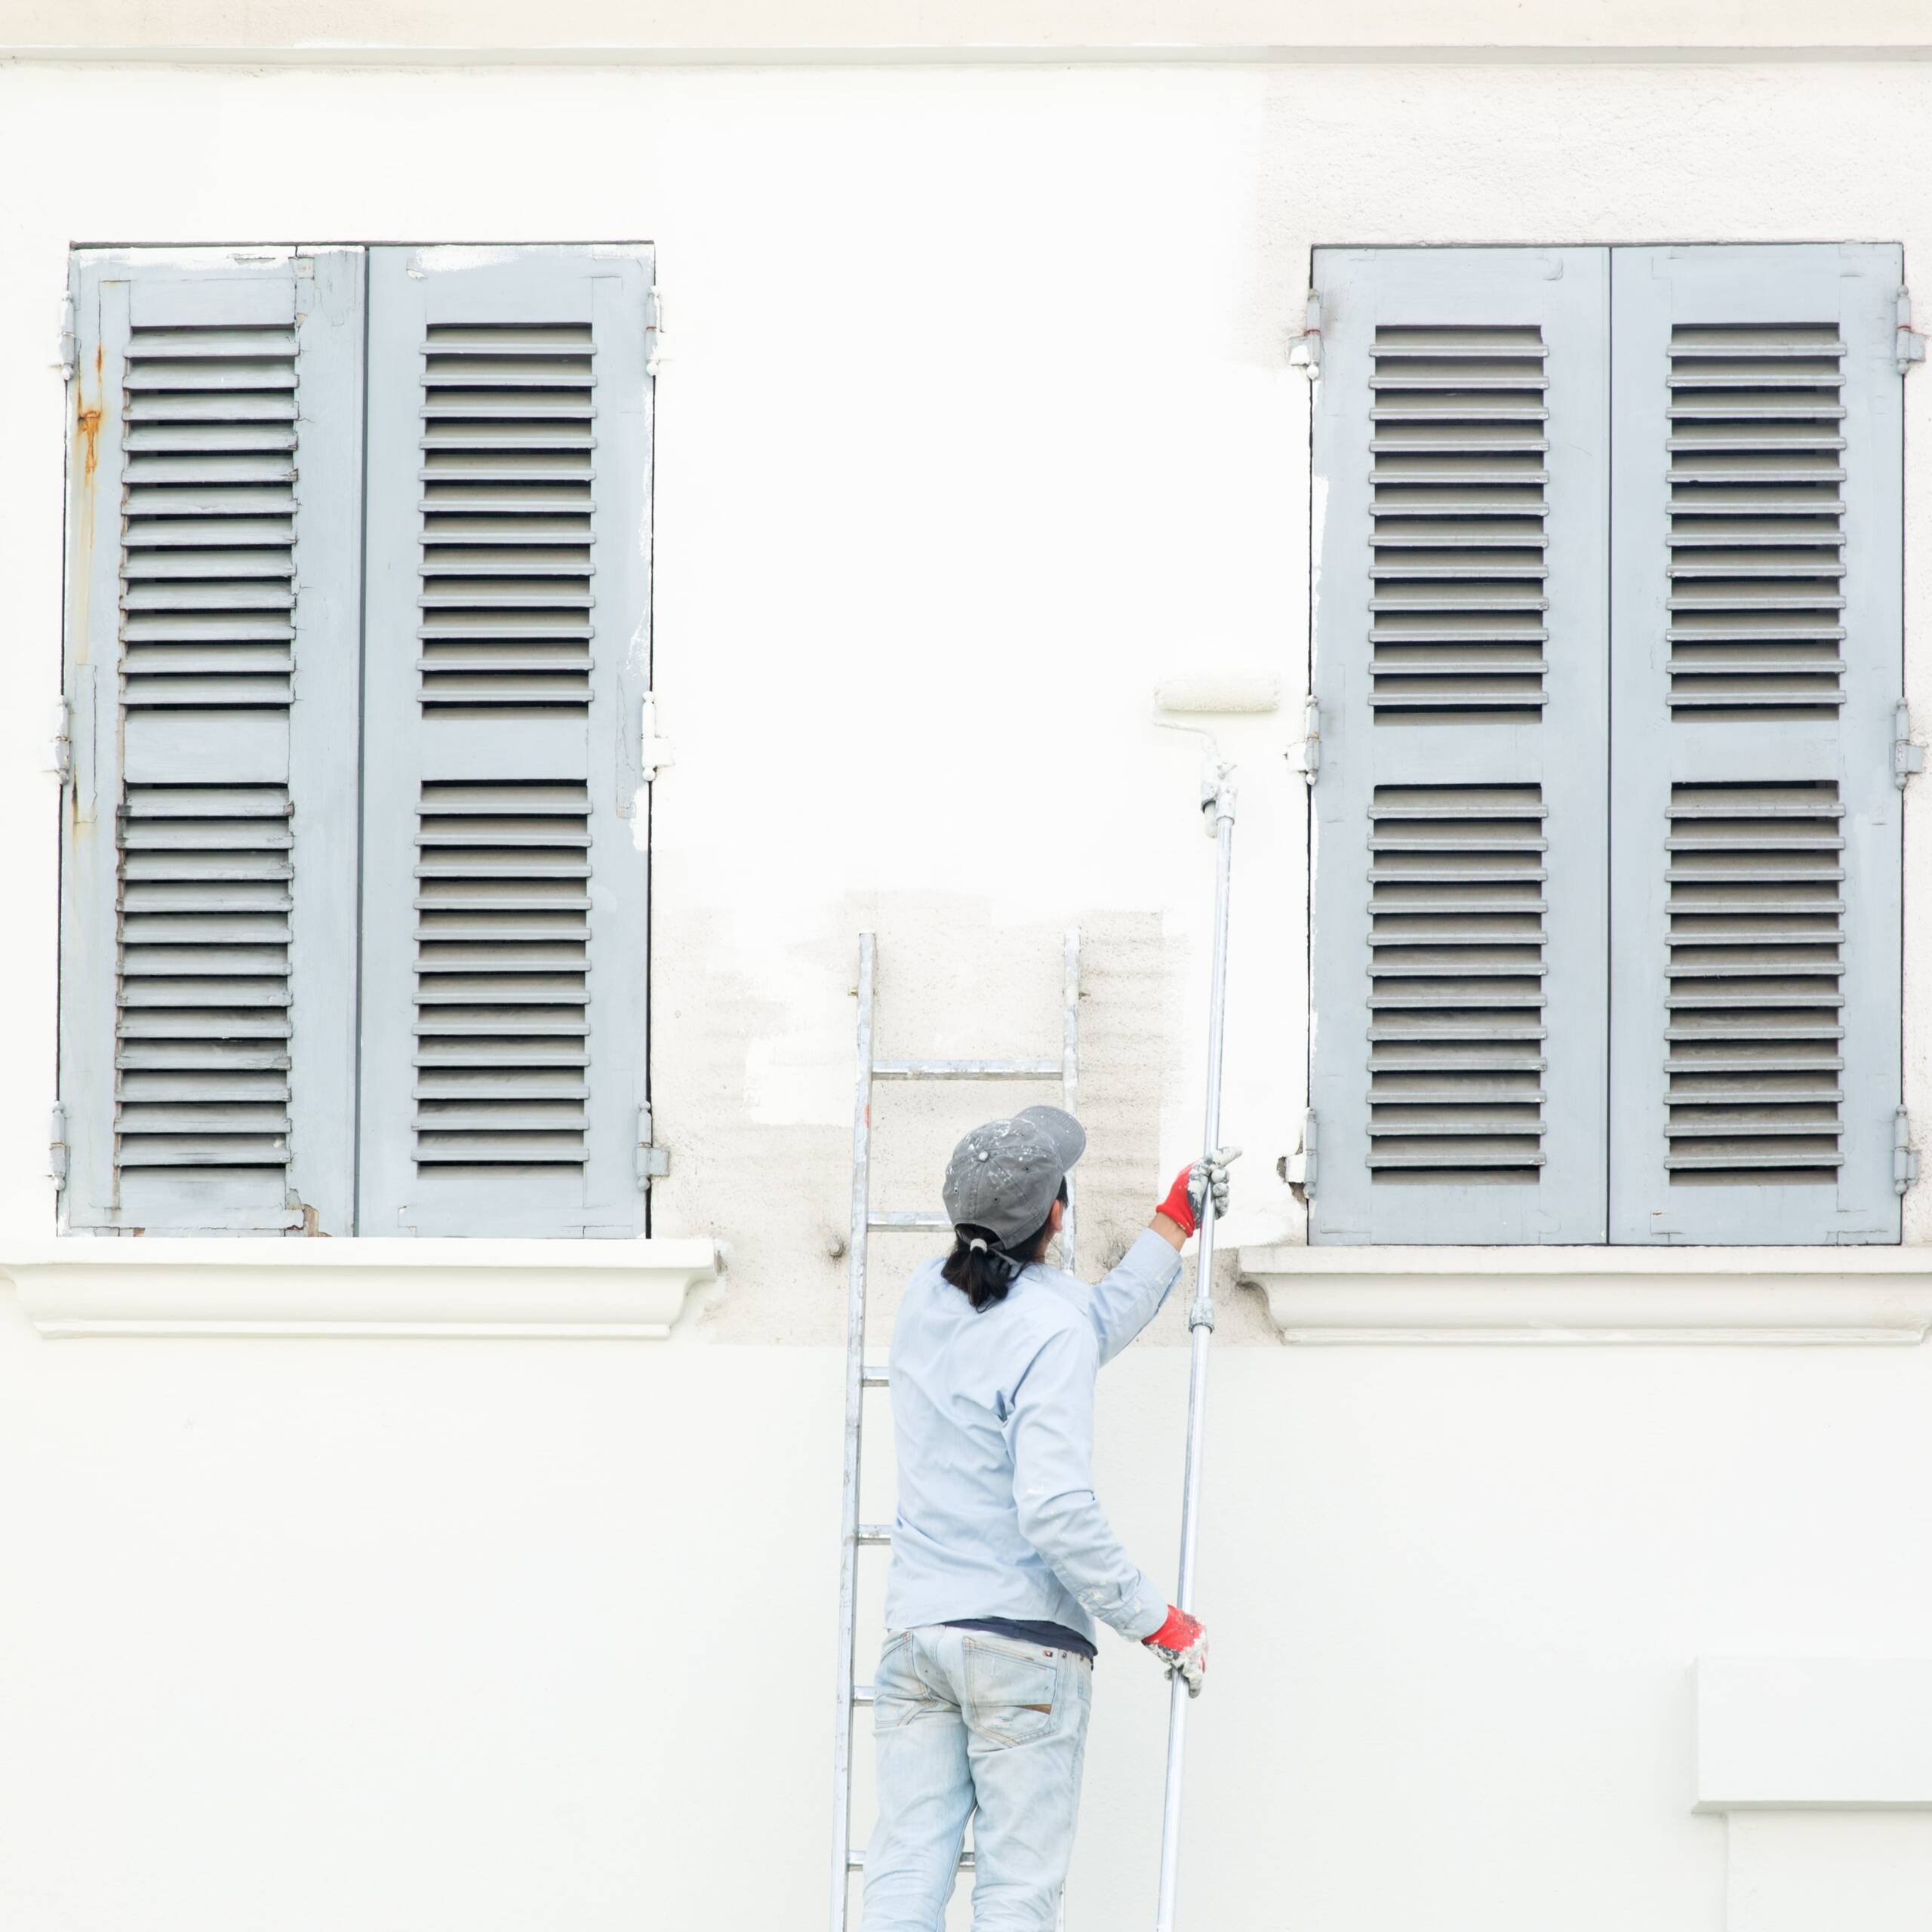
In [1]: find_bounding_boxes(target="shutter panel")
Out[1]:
[1309,248,1611,1244]
[357,246,653,1236]
[59,248,363,1235]
[1608,245,1903,1243]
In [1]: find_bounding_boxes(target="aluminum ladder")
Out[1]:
[830,927,1081,1931]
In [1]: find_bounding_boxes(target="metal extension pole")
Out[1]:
[1062,926,1081,1277]
[829,932,876,1932]
[1059,933,1079,1932]
[1154,766,1237,1932]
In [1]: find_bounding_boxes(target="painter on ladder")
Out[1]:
[863,1105,1232,1930]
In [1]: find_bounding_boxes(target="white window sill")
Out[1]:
[1235,1244,1932,1345]
[0,1238,721,1340]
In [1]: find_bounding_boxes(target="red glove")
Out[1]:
[1155,1150,1238,1238]
[1156,1164,1202,1237]
[1142,1604,1208,1696]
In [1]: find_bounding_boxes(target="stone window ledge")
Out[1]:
[0,1238,720,1340]
[1236,1245,1932,1345]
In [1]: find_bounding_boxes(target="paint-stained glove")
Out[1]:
[1143,1604,1208,1697]
[1155,1148,1240,1238]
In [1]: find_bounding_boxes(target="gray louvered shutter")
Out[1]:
[1607,245,1903,1243]
[59,248,363,1235]
[1308,248,1610,1243]
[356,246,653,1237]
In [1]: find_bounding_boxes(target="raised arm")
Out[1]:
[1083,1152,1238,1365]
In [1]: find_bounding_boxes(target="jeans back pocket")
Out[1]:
[873,1630,945,1733]
[961,1638,1059,1747]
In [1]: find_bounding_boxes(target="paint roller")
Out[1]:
[1152,672,1284,832]
[1152,672,1281,715]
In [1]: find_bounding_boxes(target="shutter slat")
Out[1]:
[120,1103,291,1131]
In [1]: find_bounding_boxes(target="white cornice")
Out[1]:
[2,2,1930,64]
[1237,1245,1932,1344]
[0,1237,721,1338]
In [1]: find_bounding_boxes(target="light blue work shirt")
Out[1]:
[883,1228,1183,1647]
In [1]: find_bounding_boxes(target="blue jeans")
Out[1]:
[863,1626,1093,1930]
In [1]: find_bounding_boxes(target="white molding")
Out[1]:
[0,1238,721,1340]
[1236,1245,1932,1344]
[1,1,1929,63]
[1696,1658,1932,1810]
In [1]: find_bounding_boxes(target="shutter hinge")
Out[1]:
[1896,1109,1920,1195]
[1898,288,1927,374]
[637,1106,671,1187]
[645,284,668,377]
[57,290,75,383]
[1287,290,1321,377]
[1280,1110,1318,1198]
[1286,697,1321,784]
[49,697,72,785]
[641,691,675,783]
[1895,702,1924,787]
[49,1106,69,1192]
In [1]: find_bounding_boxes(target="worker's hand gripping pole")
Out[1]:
[1155,754,1238,1932]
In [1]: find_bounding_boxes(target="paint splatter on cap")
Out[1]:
[941,1106,1086,1247]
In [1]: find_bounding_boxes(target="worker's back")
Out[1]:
[882,1227,1183,1645]
[884,1256,1095,1638]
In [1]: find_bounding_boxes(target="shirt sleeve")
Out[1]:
[1007,1321,1169,1641]
[1081,1226,1185,1367]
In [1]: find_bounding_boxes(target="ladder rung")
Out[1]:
[872,1058,1060,1081]
[849,1849,975,1872]
[856,1523,894,1545]
[868,1211,949,1232]
[860,1365,890,1389]
[853,1683,877,1706]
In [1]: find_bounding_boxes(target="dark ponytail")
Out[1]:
[941,1180,1068,1312]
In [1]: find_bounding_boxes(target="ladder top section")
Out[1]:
[871,1057,1060,1081]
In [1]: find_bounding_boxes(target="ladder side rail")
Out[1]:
[1059,924,1078,1927]
[830,932,878,1932]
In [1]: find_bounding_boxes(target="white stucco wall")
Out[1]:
[3,43,1932,1932]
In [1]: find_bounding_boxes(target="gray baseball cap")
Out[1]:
[941,1105,1087,1247]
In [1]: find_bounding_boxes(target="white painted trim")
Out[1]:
[2,1,1930,63]
[1696,1658,1932,1810]
[8,45,1932,66]
[0,1238,721,1339]
[1236,1245,1932,1343]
